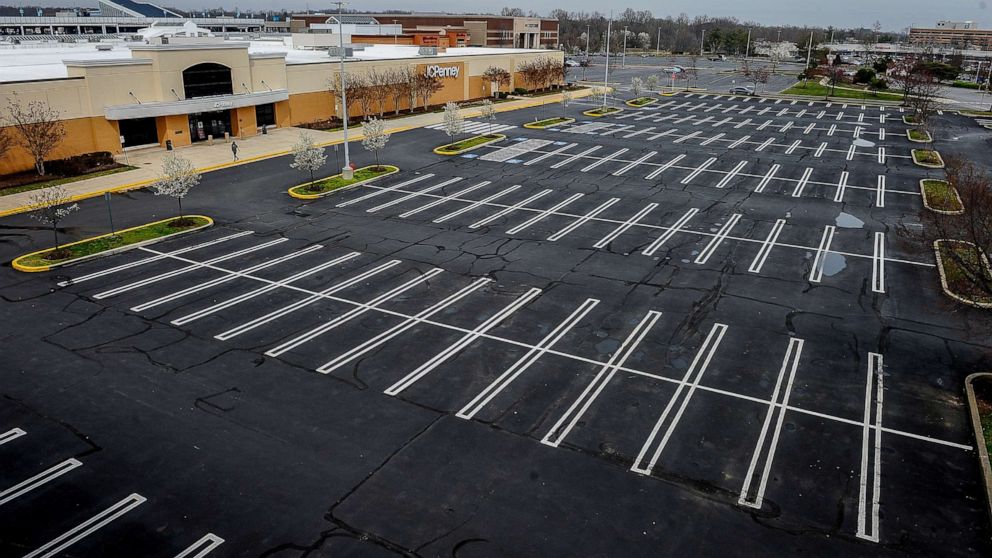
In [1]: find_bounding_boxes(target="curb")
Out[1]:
[933,239,992,309]
[625,98,658,107]
[964,372,992,524]
[11,215,213,272]
[919,179,964,215]
[583,107,624,117]
[434,134,506,155]
[523,118,575,129]
[907,129,933,143]
[288,166,399,199]
[912,149,945,169]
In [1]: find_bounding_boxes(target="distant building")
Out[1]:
[909,21,992,50]
[290,12,558,49]
[97,0,182,19]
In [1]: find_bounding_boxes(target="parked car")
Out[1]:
[662,66,683,74]
[729,85,755,95]
[565,59,580,67]
[708,55,726,61]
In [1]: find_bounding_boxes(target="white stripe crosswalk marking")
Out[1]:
[171,253,360,326]
[547,198,620,241]
[316,278,492,374]
[0,458,82,506]
[630,323,728,474]
[130,245,322,312]
[56,231,254,287]
[748,219,786,274]
[384,288,542,395]
[457,298,600,419]
[365,177,465,213]
[594,203,658,248]
[645,154,685,179]
[507,194,584,235]
[397,180,491,218]
[214,260,402,341]
[92,238,289,300]
[550,145,601,168]
[642,208,697,256]
[175,534,225,558]
[433,185,520,223]
[809,225,836,283]
[738,338,804,508]
[265,268,445,358]
[24,493,146,558]
[680,157,716,184]
[613,151,656,175]
[525,143,578,166]
[694,214,740,264]
[791,167,814,197]
[715,161,748,188]
[580,148,628,172]
[336,174,436,207]
[541,311,663,448]
[470,189,553,229]
[755,164,780,193]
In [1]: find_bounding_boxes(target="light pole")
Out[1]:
[744,28,751,60]
[804,32,813,84]
[334,1,351,179]
[603,13,612,108]
[622,25,627,69]
[656,27,661,56]
[585,24,590,58]
[700,28,705,56]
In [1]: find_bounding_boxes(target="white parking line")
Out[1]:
[712,117,733,127]
[433,185,520,223]
[872,232,886,293]
[779,121,793,132]
[56,231,254,288]
[594,203,658,248]
[645,154,685,179]
[0,428,26,445]
[748,219,786,274]
[757,119,773,130]
[878,147,886,165]
[525,142,578,166]
[470,189,552,229]
[755,164,780,193]
[694,214,741,264]
[547,198,620,241]
[0,458,82,506]
[384,288,542,395]
[681,157,717,184]
[814,142,828,157]
[92,238,289,300]
[613,151,657,175]
[700,133,725,146]
[695,116,714,125]
[551,145,601,169]
[785,140,801,155]
[215,260,401,341]
[630,323,728,474]
[728,135,751,148]
[876,175,886,207]
[175,534,225,558]
[879,128,885,140]
[601,124,633,136]
[809,225,836,283]
[643,208,697,256]
[457,298,600,419]
[734,118,752,129]
[507,193,584,235]
[672,130,701,144]
[316,278,491,374]
[755,138,774,151]
[24,493,146,558]
[623,127,655,139]
[336,173,436,208]
[846,144,857,161]
[647,128,678,140]
[857,353,884,543]
[265,268,445,358]
[803,123,815,134]
[365,177,465,213]
[738,338,804,508]
[833,171,849,202]
[836,111,845,121]
[580,148,628,172]
[397,180,491,218]
[130,245,322,312]
[791,167,814,197]
[715,161,748,188]
[542,310,663,448]
[816,110,826,119]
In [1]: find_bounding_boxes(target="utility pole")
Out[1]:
[804,31,813,85]
[333,1,351,178]
[656,27,661,56]
[700,28,705,55]
[603,13,612,108]
[585,24,590,57]
[744,28,751,60]
[622,25,627,68]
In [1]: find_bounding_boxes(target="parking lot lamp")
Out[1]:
[656,27,661,56]
[603,14,612,108]
[334,1,352,179]
[622,26,628,69]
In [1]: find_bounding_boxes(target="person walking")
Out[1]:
[231,141,239,162]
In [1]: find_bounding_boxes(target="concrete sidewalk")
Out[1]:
[0,88,594,218]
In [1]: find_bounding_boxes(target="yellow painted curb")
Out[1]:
[625,98,658,107]
[434,134,506,155]
[523,118,575,129]
[659,92,677,97]
[583,107,624,117]
[288,165,399,200]
[12,214,213,272]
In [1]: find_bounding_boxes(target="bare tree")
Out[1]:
[29,185,78,257]
[908,69,942,141]
[290,131,327,191]
[483,66,512,97]
[742,63,771,93]
[517,59,542,92]
[417,73,443,111]
[366,69,392,118]
[329,72,364,124]
[153,153,201,226]
[361,117,390,170]
[388,68,413,116]
[6,93,66,176]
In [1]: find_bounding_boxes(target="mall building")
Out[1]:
[0,22,563,175]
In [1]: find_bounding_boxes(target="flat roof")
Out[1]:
[0,39,539,83]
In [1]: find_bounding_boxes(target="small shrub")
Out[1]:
[870,77,888,90]
[46,152,116,176]
[854,68,876,84]
[513,87,528,95]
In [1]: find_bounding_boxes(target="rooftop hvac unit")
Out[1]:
[418,46,437,55]
[328,46,353,57]
[96,44,113,51]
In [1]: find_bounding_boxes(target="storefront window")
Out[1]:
[182,63,233,99]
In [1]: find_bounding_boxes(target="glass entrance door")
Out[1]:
[188,110,231,142]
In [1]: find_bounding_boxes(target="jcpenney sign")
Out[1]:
[425,64,459,79]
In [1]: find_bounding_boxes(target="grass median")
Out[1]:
[913,149,945,168]
[921,179,964,213]
[288,165,399,198]
[583,106,623,117]
[935,240,992,308]
[780,82,904,102]
[13,215,211,272]
[626,97,657,107]
[523,117,575,129]
[433,134,505,155]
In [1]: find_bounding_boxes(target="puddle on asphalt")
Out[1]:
[821,252,847,277]
[595,338,621,354]
[853,138,876,148]
[835,212,865,229]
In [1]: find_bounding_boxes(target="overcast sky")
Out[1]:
[44,0,992,31]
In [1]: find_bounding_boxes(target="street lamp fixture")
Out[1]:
[333,1,352,179]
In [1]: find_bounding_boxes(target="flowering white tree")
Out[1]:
[443,101,464,138]
[646,74,660,91]
[361,117,390,170]
[560,89,573,117]
[637,32,651,50]
[153,153,201,225]
[29,185,78,257]
[290,131,327,191]
[478,99,497,135]
[630,76,644,97]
